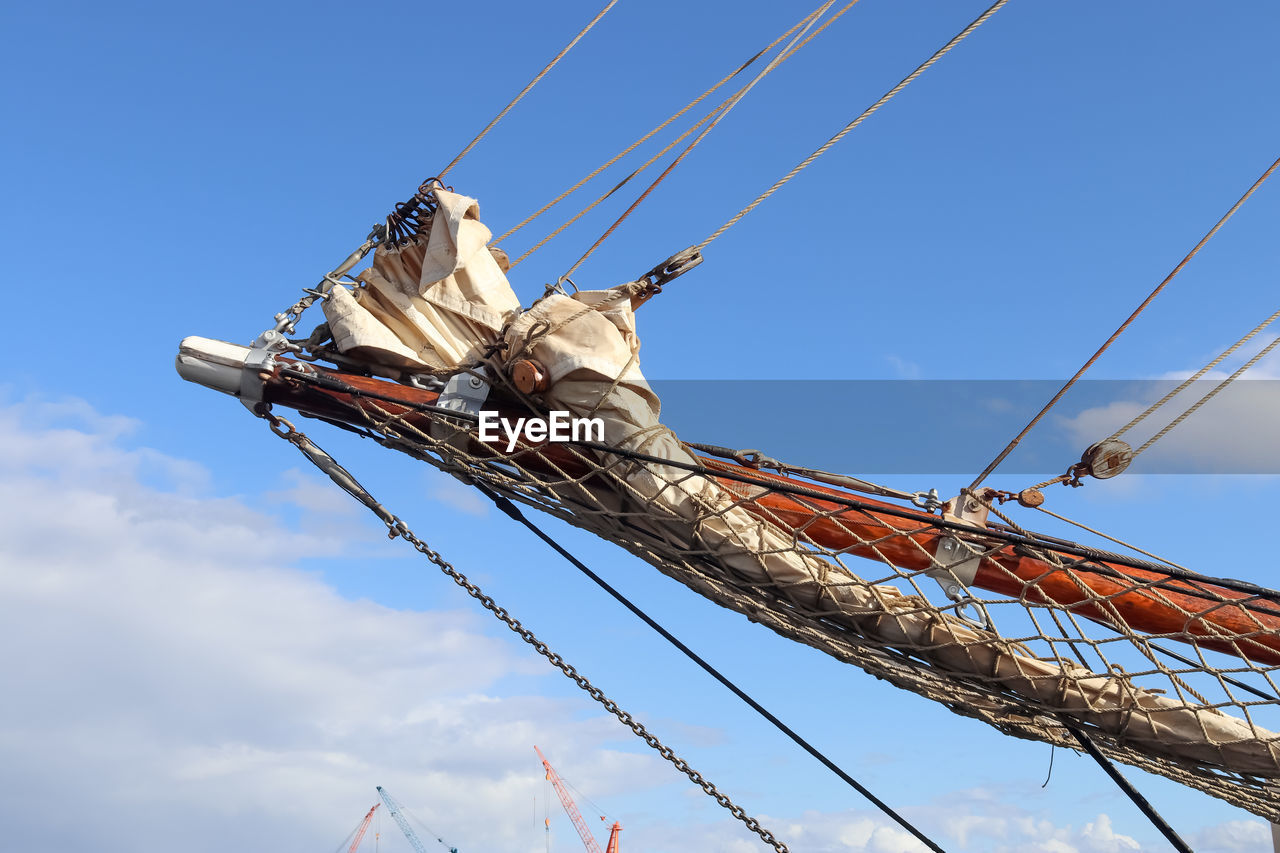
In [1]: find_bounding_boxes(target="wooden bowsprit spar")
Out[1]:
[178,338,1280,667]
[177,333,1280,823]
[172,0,1280,844]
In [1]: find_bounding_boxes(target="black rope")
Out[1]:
[1146,641,1277,702]
[1058,717,1193,853]
[473,482,947,853]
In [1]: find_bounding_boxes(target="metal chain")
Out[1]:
[259,411,790,853]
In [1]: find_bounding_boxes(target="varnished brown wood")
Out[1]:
[261,361,1280,666]
[511,359,549,394]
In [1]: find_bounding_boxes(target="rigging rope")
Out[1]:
[560,0,839,280]
[1059,717,1193,853]
[494,5,823,249]
[697,0,1012,252]
[1029,504,1188,572]
[1132,332,1280,459]
[436,0,620,180]
[478,481,946,853]
[279,361,1280,606]
[259,411,793,853]
[507,0,864,269]
[258,357,1280,818]
[969,152,1280,491]
[1109,307,1280,443]
[509,99,716,269]
[1023,308,1280,494]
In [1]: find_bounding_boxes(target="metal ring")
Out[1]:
[267,415,297,437]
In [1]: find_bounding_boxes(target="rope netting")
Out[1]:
[268,342,1280,822]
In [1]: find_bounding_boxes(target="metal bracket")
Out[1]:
[431,369,490,444]
[238,329,291,412]
[928,489,995,630]
[406,373,445,392]
[929,536,981,595]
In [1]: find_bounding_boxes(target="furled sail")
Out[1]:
[322,189,521,371]
[177,188,1280,821]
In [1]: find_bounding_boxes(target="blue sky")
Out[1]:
[3,1,1280,851]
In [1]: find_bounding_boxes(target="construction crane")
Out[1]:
[534,746,621,853]
[375,786,459,853]
[348,803,379,853]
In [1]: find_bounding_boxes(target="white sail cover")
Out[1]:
[323,189,520,371]
[315,190,1280,807]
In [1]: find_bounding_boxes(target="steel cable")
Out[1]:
[437,0,621,180]
[698,0,1013,252]
[560,0,839,280]
[970,152,1280,491]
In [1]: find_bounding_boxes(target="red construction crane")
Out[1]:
[534,746,621,853]
[348,803,379,853]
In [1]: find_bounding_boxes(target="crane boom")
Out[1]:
[534,746,604,853]
[376,786,458,853]
[348,803,379,853]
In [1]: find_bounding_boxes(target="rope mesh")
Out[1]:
[267,350,1280,822]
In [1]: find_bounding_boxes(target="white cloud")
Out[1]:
[1080,814,1141,852]
[885,354,923,379]
[1057,368,1280,476]
[0,395,665,852]
[427,474,491,517]
[0,394,1253,853]
[1190,819,1273,853]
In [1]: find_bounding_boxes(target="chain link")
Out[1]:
[260,412,790,852]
